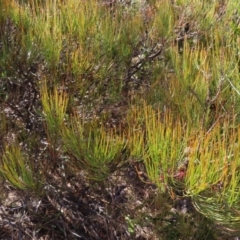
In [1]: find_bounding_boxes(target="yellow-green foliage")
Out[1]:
[40,80,69,148]
[126,103,146,158]
[129,102,240,228]
[152,0,175,39]
[61,117,127,181]
[0,144,42,192]
[186,120,240,205]
[142,104,188,191]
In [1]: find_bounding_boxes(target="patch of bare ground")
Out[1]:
[1,157,232,240]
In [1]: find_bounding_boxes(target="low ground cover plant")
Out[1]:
[0,0,240,239]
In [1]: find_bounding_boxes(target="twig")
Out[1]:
[226,77,240,96]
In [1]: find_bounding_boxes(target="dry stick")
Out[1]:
[226,77,240,96]
[125,46,163,81]
[187,86,205,109]
[206,114,225,135]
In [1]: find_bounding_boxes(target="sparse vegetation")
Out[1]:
[1,0,240,239]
